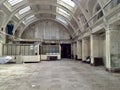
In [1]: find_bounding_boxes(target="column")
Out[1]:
[77,40,82,60]
[105,25,120,72]
[82,39,87,61]
[105,30,111,70]
[90,35,94,64]
[73,42,77,59]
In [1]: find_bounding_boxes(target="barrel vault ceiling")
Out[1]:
[0,0,105,38]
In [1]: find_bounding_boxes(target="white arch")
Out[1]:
[19,18,72,38]
[14,12,76,35]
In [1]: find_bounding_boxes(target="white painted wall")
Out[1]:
[22,55,40,62]
[41,54,61,60]
[77,41,82,59]
[82,38,90,61]
[21,20,70,40]
[7,55,40,63]
[105,25,120,70]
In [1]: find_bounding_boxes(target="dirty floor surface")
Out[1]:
[0,59,120,90]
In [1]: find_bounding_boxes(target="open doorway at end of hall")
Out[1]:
[61,44,71,59]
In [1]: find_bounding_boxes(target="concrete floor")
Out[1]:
[0,59,120,90]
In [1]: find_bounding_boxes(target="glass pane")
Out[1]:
[3,45,7,56]
[42,45,59,55]
[58,8,70,17]
[20,45,25,55]
[56,16,68,25]
[60,0,75,7]
[11,45,16,55]
[8,0,23,6]
[7,45,12,55]
[16,45,20,55]
[24,45,29,55]
[30,45,34,55]
[58,0,76,12]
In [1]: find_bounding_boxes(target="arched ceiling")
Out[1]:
[0,0,105,38]
[19,18,73,37]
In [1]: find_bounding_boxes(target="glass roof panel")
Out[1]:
[57,0,76,13]
[19,6,31,15]
[7,0,23,6]
[56,16,68,25]
[57,8,71,19]
[58,8,70,16]
[60,0,75,7]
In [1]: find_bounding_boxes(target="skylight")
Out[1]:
[7,0,23,6]
[58,8,70,16]
[60,0,75,7]
[19,6,31,15]
[56,16,68,25]
[57,8,70,18]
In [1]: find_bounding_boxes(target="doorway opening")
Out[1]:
[61,44,71,59]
